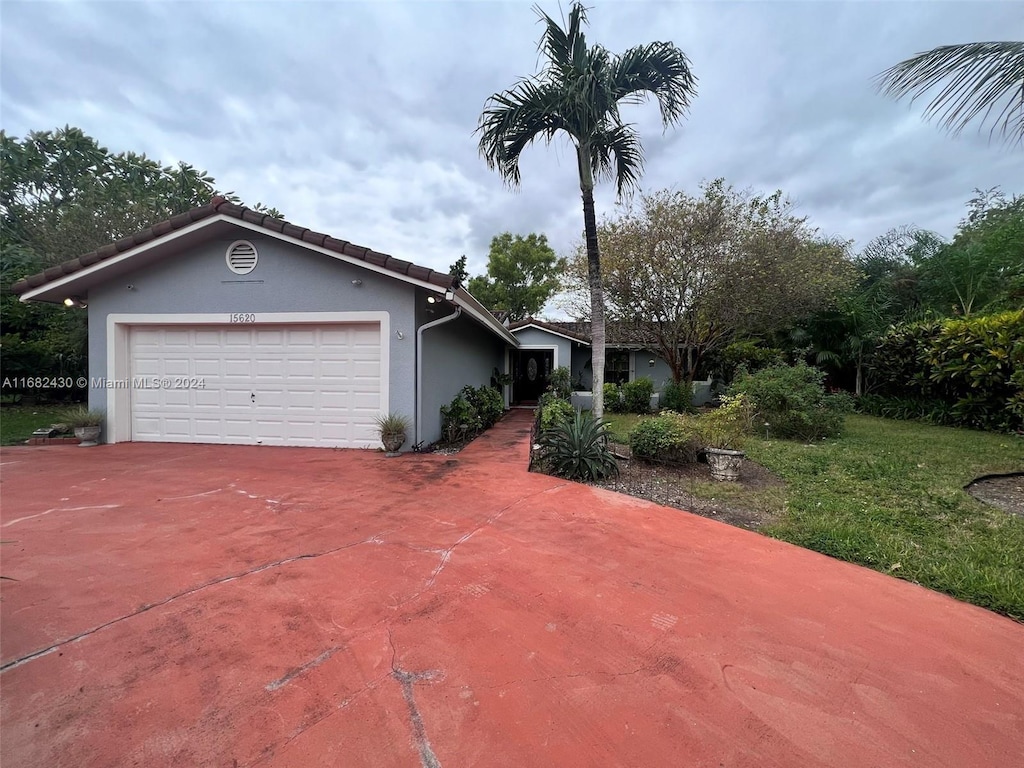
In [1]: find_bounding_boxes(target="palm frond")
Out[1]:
[534,2,587,75]
[591,123,644,196]
[611,42,698,127]
[477,79,567,187]
[875,41,1024,143]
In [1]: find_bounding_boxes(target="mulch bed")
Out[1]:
[966,473,1024,517]
[586,445,785,531]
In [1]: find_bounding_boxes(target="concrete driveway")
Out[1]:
[1,411,1021,767]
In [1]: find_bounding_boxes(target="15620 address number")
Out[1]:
[229,313,256,323]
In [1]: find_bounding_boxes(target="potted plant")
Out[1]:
[375,413,411,457]
[61,406,105,447]
[697,394,751,481]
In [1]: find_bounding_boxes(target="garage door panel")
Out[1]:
[129,323,383,448]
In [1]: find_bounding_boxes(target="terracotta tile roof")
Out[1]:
[11,196,458,296]
[507,317,592,344]
[512,319,658,347]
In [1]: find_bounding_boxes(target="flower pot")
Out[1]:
[381,432,406,457]
[706,447,744,481]
[74,425,101,447]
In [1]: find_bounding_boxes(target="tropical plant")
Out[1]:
[440,393,481,443]
[538,411,618,481]
[375,412,410,437]
[875,41,1024,144]
[477,1,697,418]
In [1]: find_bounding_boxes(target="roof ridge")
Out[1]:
[12,197,458,296]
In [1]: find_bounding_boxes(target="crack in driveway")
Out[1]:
[0,533,388,673]
[389,630,444,768]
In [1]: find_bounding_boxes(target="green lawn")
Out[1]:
[0,405,69,445]
[605,411,1024,619]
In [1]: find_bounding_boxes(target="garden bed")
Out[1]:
[590,453,785,531]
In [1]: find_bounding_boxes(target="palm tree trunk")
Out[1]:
[578,144,605,419]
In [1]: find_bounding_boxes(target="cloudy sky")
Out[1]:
[3,0,1022,293]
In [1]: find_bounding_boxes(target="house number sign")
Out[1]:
[229,313,256,323]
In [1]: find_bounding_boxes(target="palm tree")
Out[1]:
[876,42,1024,145]
[477,2,696,417]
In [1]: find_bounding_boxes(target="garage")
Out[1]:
[129,323,382,448]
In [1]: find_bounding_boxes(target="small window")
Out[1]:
[226,240,258,275]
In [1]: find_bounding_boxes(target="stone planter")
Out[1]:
[706,447,744,481]
[74,425,101,447]
[381,432,406,457]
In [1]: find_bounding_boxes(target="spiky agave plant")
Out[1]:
[538,410,618,481]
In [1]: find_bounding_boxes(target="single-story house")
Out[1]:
[12,197,517,450]
[506,317,714,408]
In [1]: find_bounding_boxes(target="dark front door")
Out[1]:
[514,349,553,403]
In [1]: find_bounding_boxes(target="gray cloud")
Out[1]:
[3,0,1021,302]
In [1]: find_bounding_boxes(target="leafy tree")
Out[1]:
[875,41,1024,144]
[476,1,697,418]
[563,181,855,384]
[466,232,564,320]
[916,188,1024,316]
[0,126,281,399]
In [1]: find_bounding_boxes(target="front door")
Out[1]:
[514,349,553,404]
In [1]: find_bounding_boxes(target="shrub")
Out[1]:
[60,406,105,428]
[872,309,1023,431]
[538,411,618,481]
[622,377,654,414]
[711,340,785,384]
[694,394,752,450]
[465,384,504,428]
[662,380,694,413]
[538,394,575,431]
[629,412,701,464]
[603,382,624,413]
[730,363,848,440]
[547,366,572,400]
[440,394,481,443]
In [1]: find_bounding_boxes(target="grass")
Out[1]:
[605,410,1024,619]
[602,412,647,444]
[0,405,70,445]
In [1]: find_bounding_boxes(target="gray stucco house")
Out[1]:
[506,317,714,408]
[13,197,516,450]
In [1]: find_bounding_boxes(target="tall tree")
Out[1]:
[467,232,564,320]
[563,181,855,384]
[876,41,1024,144]
[476,2,696,417]
[0,126,281,397]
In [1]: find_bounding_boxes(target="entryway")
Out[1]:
[512,348,553,404]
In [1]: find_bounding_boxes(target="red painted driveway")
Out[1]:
[1,411,1021,767]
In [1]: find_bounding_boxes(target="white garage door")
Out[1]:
[129,324,382,448]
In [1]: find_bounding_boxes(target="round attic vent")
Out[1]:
[226,240,258,275]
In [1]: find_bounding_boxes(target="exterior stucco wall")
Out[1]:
[511,327,592,390]
[86,230,418,439]
[418,302,507,445]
